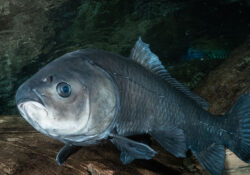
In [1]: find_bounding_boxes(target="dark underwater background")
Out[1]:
[0,0,249,174]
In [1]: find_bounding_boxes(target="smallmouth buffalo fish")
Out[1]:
[16,38,250,175]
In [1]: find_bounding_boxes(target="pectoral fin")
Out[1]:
[56,144,81,166]
[110,134,157,164]
[120,151,135,164]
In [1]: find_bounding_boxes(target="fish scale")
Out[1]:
[109,57,214,145]
[92,49,228,147]
[113,72,157,136]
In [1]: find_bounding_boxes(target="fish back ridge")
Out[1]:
[129,37,210,110]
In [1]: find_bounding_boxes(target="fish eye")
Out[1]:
[56,82,71,98]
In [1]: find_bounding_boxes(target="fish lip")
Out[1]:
[16,89,47,117]
[17,98,44,113]
[17,100,50,137]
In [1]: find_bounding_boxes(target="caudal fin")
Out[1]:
[227,93,250,162]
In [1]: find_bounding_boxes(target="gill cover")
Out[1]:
[84,60,119,135]
[63,58,120,143]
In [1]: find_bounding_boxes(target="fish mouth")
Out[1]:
[17,100,49,137]
[18,101,48,119]
[16,88,47,116]
[16,88,49,132]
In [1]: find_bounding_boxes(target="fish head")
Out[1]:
[16,51,119,144]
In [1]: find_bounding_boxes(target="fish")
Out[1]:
[182,47,229,61]
[15,37,250,175]
[182,48,205,61]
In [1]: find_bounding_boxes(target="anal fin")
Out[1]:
[191,144,225,175]
[150,126,187,158]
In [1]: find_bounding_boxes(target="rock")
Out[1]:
[195,39,250,114]
[225,151,249,175]
[0,0,81,114]
[1,0,250,114]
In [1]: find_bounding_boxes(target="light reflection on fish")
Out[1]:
[16,38,250,175]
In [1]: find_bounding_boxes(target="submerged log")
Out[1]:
[0,114,249,175]
[0,116,200,175]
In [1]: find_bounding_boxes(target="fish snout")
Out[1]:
[15,82,42,107]
[16,83,30,104]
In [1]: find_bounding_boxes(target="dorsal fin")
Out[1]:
[129,37,210,110]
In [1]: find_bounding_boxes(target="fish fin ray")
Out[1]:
[56,144,81,166]
[227,93,250,162]
[129,37,210,110]
[110,134,157,164]
[150,125,187,158]
[120,151,135,164]
[191,144,225,175]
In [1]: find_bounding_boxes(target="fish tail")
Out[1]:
[188,93,250,175]
[226,93,250,163]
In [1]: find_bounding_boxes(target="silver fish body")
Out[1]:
[16,38,250,175]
